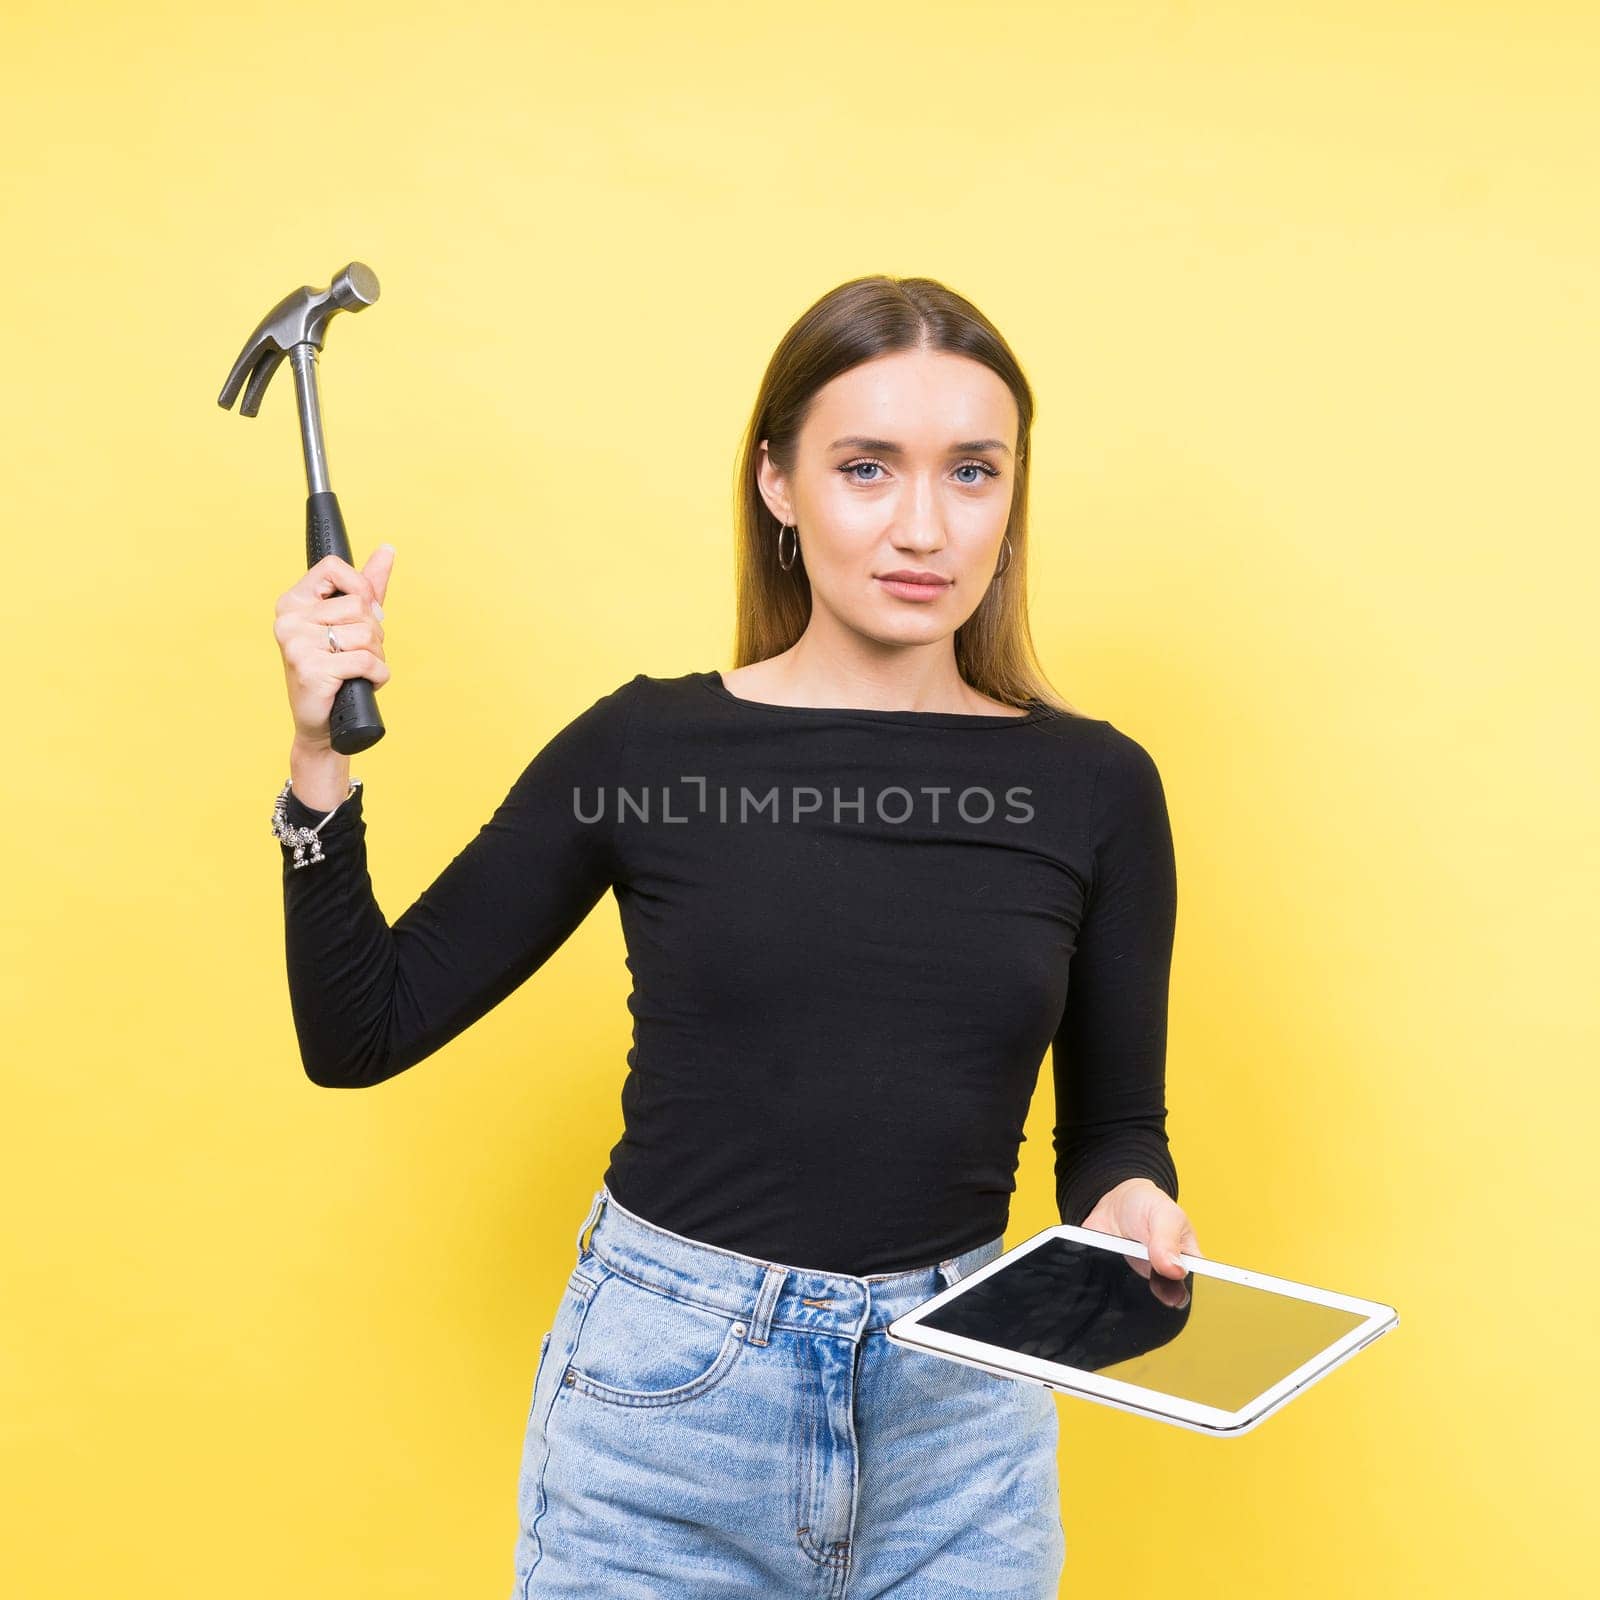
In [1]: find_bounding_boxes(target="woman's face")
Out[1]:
[758,347,1020,646]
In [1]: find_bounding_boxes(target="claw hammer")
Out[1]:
[219,261,386,754]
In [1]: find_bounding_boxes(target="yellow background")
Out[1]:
[3,2,1593,1594]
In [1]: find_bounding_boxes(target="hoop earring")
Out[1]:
[777,523,799,572]
[994,535,1012,579]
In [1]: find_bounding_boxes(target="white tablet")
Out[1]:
[886,1223,1399,1437]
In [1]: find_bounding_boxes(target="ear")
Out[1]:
[754,438,794,525]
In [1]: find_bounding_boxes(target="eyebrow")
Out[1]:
[827,435,1012,456]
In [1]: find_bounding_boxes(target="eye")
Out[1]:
[838,458,1002,485]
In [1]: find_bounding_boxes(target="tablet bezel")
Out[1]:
[884,1223,1399,1438]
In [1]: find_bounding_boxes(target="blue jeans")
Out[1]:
[510,1185,1065,1597]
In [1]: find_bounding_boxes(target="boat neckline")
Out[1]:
[697,670,1051,728]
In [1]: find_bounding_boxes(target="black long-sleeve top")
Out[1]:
[278,669,1181,1276]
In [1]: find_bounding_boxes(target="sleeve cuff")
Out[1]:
[280,781,364,839]
[1058,1151,1179,1229]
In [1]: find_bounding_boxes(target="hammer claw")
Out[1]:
[240,346,286,417]
[217,332,272,412]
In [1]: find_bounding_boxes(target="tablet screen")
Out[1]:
[917,1235,1367,1411]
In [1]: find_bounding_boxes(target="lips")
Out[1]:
[876,571,951,586]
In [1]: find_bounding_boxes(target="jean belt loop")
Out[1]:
[745,1264,787,1347]
[937,1256,964,1290]
[575,1188,607,1259]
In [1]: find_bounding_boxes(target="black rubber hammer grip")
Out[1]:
[306,489,386,754]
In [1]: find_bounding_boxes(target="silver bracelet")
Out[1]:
[272,776,362,869]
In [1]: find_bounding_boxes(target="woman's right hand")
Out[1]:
[274,545,396,749]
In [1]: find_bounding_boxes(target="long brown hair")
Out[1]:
[730,274,1082,717]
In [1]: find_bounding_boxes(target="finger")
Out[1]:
[1157,1231,1188,1278]
[276,609,384,656]
[308,595,385,641]
[1146,1271,1191,1310]
[310,647,391,686]
[363,543,396,610]
[299,553,377,608]
[316,618,385,656]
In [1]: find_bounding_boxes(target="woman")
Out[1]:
[270,274,1203,1599]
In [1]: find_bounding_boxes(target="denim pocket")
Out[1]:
[565,1262,749,1409]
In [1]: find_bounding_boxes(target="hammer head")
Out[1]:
[218,262,380,416]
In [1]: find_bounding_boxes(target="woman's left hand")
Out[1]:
[1081,1177,1202,1309]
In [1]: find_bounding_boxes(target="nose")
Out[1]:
[890,479,947,554]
